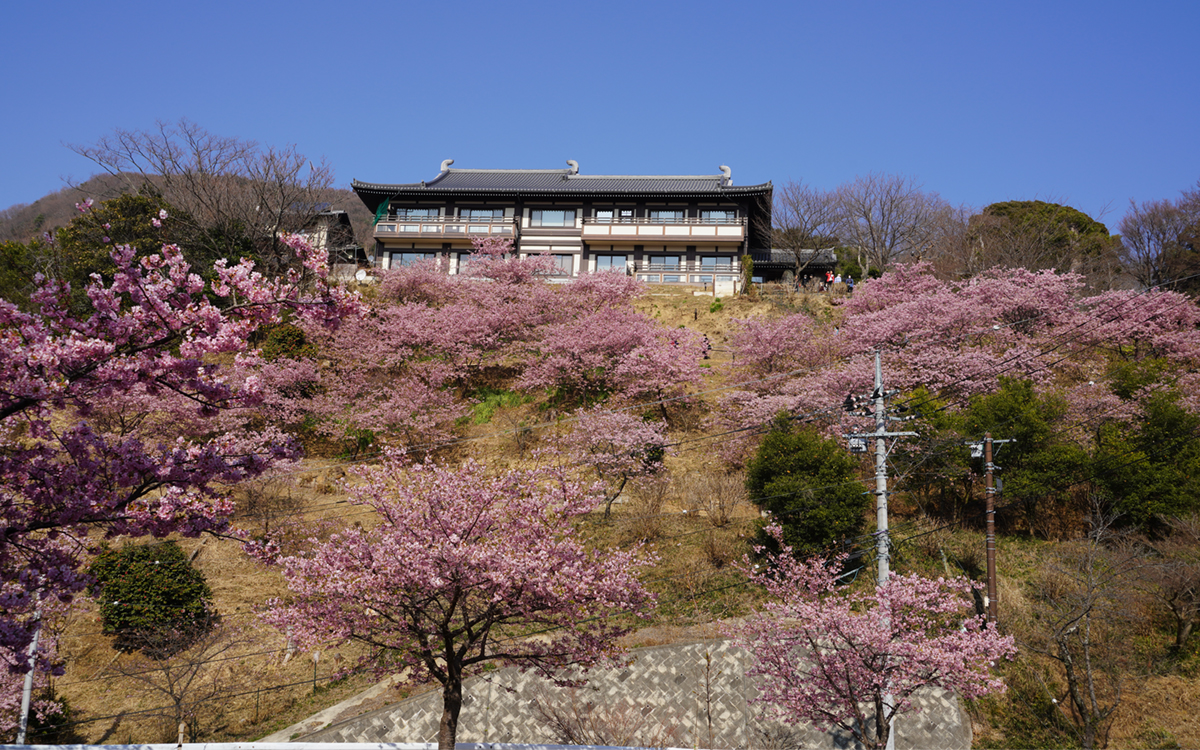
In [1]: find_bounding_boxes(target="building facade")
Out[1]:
[352,161,773,286]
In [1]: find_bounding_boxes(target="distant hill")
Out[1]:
[0,174,375,252]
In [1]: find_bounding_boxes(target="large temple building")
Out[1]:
[352,160,775,287]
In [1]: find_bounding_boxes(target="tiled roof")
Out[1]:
[352,167,771,197]
[752,247,838,265]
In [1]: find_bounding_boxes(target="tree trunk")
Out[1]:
[603,475,629,521]
[871,691,889,750]
[436,657,463,748]
[1174,609,1195,650]
[437,668,463,750]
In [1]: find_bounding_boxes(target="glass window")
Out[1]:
[594,209,633,223]
[552,254,573,274]
[460,208,504,220]
[701,209,736,223]
[701,256,733,269]
[392,252,436,267]
[393,207,438,219]
[531,209,577,227]
[595,255,627,273]
[662,274,683,283]
[648,255,680,269]
[649,210,684,223]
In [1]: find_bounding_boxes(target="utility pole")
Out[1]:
[844,352,917,750]
[16,606,42,745]
[971,433,1013,625]
[985,435,997,624]
[846,351,918,584]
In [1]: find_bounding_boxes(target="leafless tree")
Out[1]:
[835,173,948,272]
[109,620,256,742]
[235,469,307,555]
[924,203,977,278]
[678,471,748,528]
[1021,502,1147,749]
[531,684,684,748]
[1136,515,1200,651]
[768,180,841,281]
[1118,196,1200,291]
[71,119,335,276]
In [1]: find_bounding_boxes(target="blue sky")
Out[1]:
[2,0,1197,228]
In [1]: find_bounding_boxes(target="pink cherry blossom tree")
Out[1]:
[0,211,360,663]
[260,237,701,451]
[265,454,656,750]
[715,262,1200,458]
[558,407,670,520]
[519,307,704,405]
[727,527,1016,750]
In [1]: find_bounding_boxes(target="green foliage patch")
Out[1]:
[745,416,869,553]
[88,541,215,657]
[470,388,531,424]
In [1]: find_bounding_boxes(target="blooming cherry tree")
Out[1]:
[558,407,669,519]
[519,307,704,404]
[716,263,1200,453]
[266,454,656,750]
[0,215,360,662]
[727,528,1015,750]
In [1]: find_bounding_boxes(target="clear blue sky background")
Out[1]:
[2,0,1196,227]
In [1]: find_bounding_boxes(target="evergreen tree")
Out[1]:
[745,417,867,553]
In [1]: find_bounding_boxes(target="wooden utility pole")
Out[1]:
[972,433,1012,625]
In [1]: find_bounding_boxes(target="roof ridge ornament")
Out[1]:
[719,165,731,185]
[566,159,579,175]
[440,159,454,172]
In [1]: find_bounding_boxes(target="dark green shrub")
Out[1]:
[741,254,755,292]
[259,323,317,361]
[88,541,215,657]
[745,417,868,553]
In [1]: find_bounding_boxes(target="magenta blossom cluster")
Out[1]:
[0,222,361,663]
[727,526,1016,750]
[265,453,656,749]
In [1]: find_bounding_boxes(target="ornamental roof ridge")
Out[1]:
[438,168,727,179]
[441,168,573,173]
[350,178,773,190]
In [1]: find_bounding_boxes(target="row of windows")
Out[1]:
[388,207,739,223]
[637,274,739,284]
[390,251,734,273]
[390,251,573,274]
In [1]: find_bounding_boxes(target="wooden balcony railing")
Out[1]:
[629,260,741,274]
[581,217,745,242]
[375,216,516,239]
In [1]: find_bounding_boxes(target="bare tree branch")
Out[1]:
[767,180,841,280]
[71,119,335,275]
[835,173,947,272]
